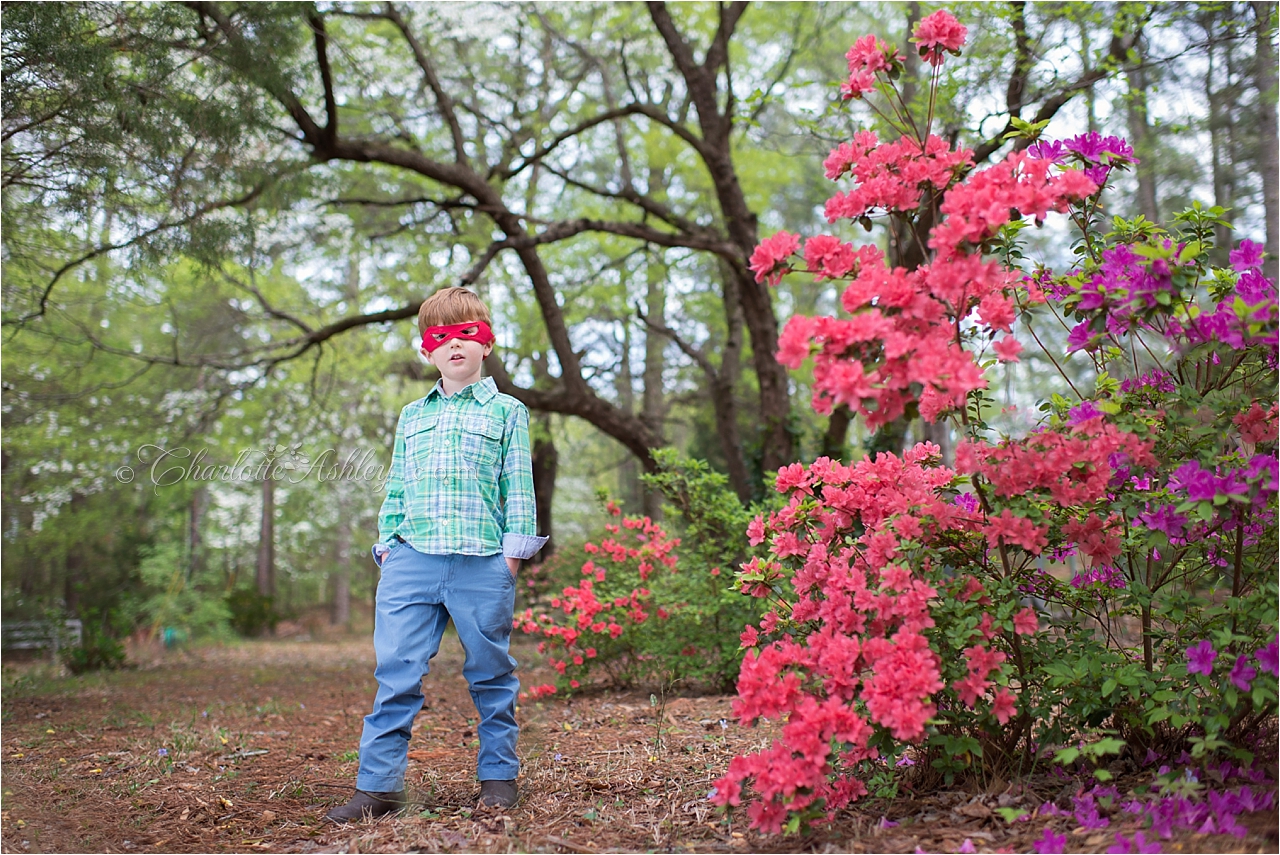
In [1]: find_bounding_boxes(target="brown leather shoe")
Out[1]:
[478,779,517,809]
[324,789,406,823]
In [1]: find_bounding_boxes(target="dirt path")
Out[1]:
[1,637,1275,854]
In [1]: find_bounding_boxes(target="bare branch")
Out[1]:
[498,105,645,180]
[972,14,1146,163]
[634,302,715,379]
[458,241,505,287]
[382,2,468,163]
[705,1,749,75]
[306,5,337,150]
[185,2,326,144]
[219,269,312,334]
[540,162,702,235]
[4,180,272,328]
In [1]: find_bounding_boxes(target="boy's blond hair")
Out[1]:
[417,287,492,334]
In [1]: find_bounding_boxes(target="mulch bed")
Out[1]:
[1,636,1275,853]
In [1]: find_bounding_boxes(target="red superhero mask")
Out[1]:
[420,320,496,353]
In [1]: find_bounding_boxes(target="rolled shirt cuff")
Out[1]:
[503,533,549,560]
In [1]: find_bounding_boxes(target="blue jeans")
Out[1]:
[356,543,519,792]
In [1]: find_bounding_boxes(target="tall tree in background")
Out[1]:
[1253,1,1279,280]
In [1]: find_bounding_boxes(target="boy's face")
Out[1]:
[422,320,493,388]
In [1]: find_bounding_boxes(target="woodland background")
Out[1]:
[3,0,1276,650]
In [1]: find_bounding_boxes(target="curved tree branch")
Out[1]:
[3,179,271,328]
[306,5,337,151]
[382,2,468,164]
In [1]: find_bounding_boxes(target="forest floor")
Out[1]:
[1,633,1276,854]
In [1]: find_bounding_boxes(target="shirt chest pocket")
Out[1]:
[460,415,504,469]
[404,414,439,476]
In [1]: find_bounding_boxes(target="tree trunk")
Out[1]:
[641,249,668,520]
[1080,22,1097,133]
[1208,34,1228,263]
[256,474,275,599]
[330,495,350,626]
[646,2,794,479]
[531,413,558,562]
[1126,50,1160,222]
[820,405,852,462]
[187,485,207,582]
[1253,1,1279,281]
[615,313,641,511]
[919,417,953,467]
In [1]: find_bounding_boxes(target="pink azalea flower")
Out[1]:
[912,10,968,66]
[1013,607,1039,636]
[991,688,1018,724]
[749,231,800,285]
[993,335,1023,362]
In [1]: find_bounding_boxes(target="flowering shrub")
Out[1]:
[715,9,1278,835]
[517,451,769,695]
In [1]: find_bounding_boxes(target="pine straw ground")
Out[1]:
[1,631,1276,855]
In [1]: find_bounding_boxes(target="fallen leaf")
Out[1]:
[956,799,992,819]
[179,808,190,822]
[218,797,233,809]
[261,810,275,822]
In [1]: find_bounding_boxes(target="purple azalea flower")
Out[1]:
[1246,454,1279,496]
[1067,401,1104,425]
[1215,469,1251,499]
[1169,461,1218,502]
[1137,504,1188,536]
[1071,566,1126,590]
[1072,793,1110,828]
[1033,827,1068,854]
[1103,243,1141,269]
[958,838,976,853]
[1186,639,1217,675]
[1121,370,1176,394]
[1109,831,1162,854]
[1230,654,1257,691]
[1256,636,1279,676]
[1230,240,1265,272]
[1084,165,1111,187]
[1078,275,1111,311]
[1106,312,1134,338]
[1064,132,1137,165]
[1027,139,1067,163]
[1236,269,1276,307]
[953,492,979,513]
[1067,321,1096,352]
[1065,132,1106,161]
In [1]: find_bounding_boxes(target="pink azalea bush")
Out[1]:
[517,451,767,695]
[716,11,1278,834]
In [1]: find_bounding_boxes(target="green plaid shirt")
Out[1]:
[375,377,547,560]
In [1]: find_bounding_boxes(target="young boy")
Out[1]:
[325,286,546,822]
